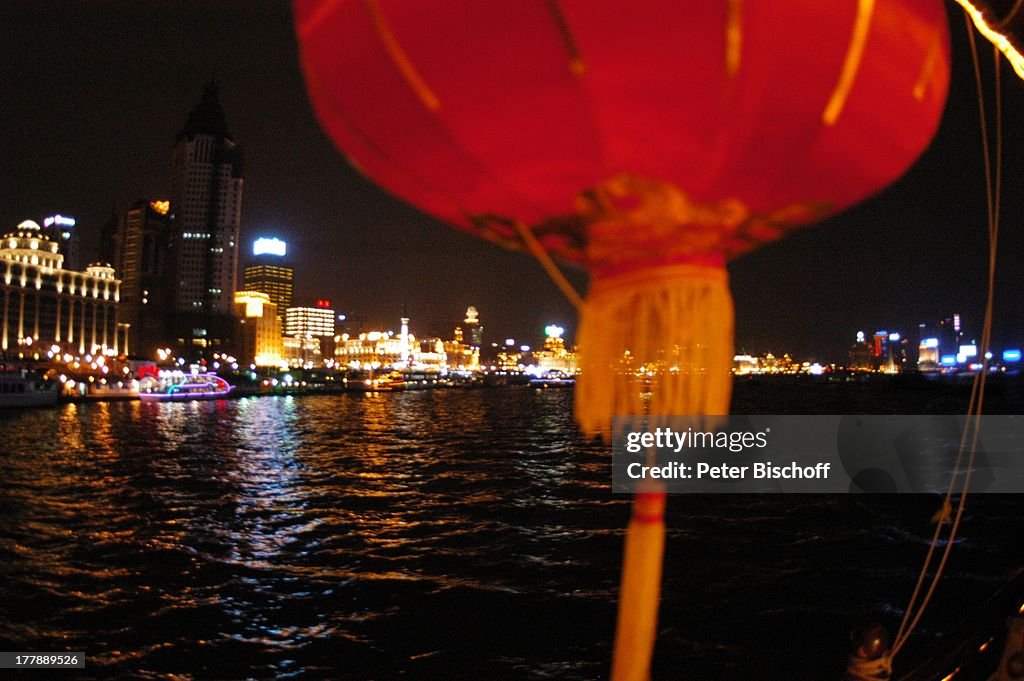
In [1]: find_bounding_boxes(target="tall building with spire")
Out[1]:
[168,80,243,355]
[464,306,483,347]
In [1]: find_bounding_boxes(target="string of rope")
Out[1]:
[512,220,585,310]
[892,16,1002,657]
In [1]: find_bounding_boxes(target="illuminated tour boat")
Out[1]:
[139,372,233,401]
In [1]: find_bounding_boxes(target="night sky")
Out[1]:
[2,1,1021,360]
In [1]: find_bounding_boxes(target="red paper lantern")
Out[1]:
[295,0,949,433]
[295,5,950,677]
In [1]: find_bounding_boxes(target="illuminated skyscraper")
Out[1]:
[918,337,940,370]
[167,80,243,354]
[115,200,172,358]
[464,305,483,347]
[938,313,964,356]
[40,214,80,271]
[285,304,335,338]
[285,301,335,365]
[242,237,293,330]
[848,331,873,371]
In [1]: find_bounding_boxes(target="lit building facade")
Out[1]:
[532,324,578,373]
[849,331,873,370]
[336,330,411,369]
[283,335,321,367]
[415,337,448,369]
[733,354,760,375]
[495,339,526,371]
[115,200,172,358]
[234,291,283,367]
[242,237,293,331]
[0,221,122,356]
[445,321,480,371]
[285,305,334,338]
[168,80,243,353]
[917,337,940,370]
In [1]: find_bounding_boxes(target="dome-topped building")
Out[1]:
[2,221,64,270]
[0,219,124,356]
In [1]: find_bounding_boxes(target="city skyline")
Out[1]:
[3,5,1024,679]
[2,1,1023,359]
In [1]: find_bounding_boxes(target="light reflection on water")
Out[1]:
[0,387,1022,680]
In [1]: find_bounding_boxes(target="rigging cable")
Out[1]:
[891,14,1003,658]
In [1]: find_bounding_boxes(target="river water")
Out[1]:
[1,383,1022,679]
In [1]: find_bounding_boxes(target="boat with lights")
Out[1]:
[138,372,233,401]
[529,370,576,389]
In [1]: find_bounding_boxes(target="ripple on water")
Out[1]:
[1,389,1023,679]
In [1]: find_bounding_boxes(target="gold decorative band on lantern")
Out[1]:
[581,174,748,277]
[577,173,831,278]
[588,261,728,295]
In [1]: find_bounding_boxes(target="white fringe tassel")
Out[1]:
[575,264,735,437]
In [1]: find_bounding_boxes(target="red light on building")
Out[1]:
[873,334,885,357]
[316,298,332,309]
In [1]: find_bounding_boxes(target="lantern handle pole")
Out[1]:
[512,220,585,310]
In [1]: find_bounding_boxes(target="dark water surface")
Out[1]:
[1,384,1022,679]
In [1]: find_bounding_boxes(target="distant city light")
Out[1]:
[149,200,170,215]
[43,214,76,228]
[940,355,958,366]
[545,325,564,339]
[856,331,865,343]
[922,337,939,348]
[253,237,287,257]
[888,333,900,342]
[1004,349,1022,363]
[959,344,978,359]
